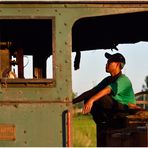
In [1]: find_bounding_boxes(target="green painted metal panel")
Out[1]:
[0,2,148,147]
[0,103,69,146]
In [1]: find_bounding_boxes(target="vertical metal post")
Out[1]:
[16,48,24,78]
[67,110,71,147]
[143,94,146,109]
[146,123,148,147]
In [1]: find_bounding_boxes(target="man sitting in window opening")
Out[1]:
[73,52,141,127]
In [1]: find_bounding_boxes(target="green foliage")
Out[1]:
[72,91,83,109]
[73,102,84,109]
[72,92,96,146]
[72,114,96,147]
[145,76,148,89]
[72,91,78,99]
[142,75,148,91]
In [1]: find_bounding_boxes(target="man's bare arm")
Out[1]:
[82,86,111,114]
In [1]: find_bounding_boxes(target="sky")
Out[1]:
[72,41,148,95]
[20,41,148,96]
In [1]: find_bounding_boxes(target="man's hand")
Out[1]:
[82,99,94,114]
[82,87,111,114]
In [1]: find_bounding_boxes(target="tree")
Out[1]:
[142,75,148,91]
[145,76,148,89]
[72,91,83,109]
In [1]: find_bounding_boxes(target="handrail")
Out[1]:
[67,110,71,147]
[136,100,148,105]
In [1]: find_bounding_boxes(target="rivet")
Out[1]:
[64,4,67,8]
[14,104,18,108]
[24,141,27,144]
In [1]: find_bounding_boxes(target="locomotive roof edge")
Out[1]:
[0,0,148,4]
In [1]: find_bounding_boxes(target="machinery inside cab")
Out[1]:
[0,19,53,81]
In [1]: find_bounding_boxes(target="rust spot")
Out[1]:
[59,50,62,53]
[24,130,27,134]
[64,23,67,26]
[18,90,23,95]
[24,141,27,144]
[13,104,18,108]
[64,4,67,8]
[40,97,43,100]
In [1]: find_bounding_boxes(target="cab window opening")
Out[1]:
[0,18,54,81]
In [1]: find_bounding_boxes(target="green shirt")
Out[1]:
[108,74,136,105]
[93,74,136,105]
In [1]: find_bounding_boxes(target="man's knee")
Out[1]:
[92,95,114,109]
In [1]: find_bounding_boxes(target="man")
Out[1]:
[73,52,140,126]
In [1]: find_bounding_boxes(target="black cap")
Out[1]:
[105,52,126,64]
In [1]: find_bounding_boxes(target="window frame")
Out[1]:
[0,16,56,87]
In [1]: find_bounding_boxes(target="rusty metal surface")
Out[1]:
[0,2,73,146]
[1,0,148,4]
[0,124,16,141]
[0,1,148,147]
[0,100,71,104]
[0,103,69,146]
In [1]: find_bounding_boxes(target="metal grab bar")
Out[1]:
[67,110,71,147]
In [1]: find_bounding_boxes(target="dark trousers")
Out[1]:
[84,95,130,147]
[84,95,129,126]
[84,95,141,147]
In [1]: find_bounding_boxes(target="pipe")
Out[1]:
[67,110,71,147]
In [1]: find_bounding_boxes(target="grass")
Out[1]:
[72,114,96,147]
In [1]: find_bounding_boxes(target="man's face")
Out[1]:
[106,60,119,73]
